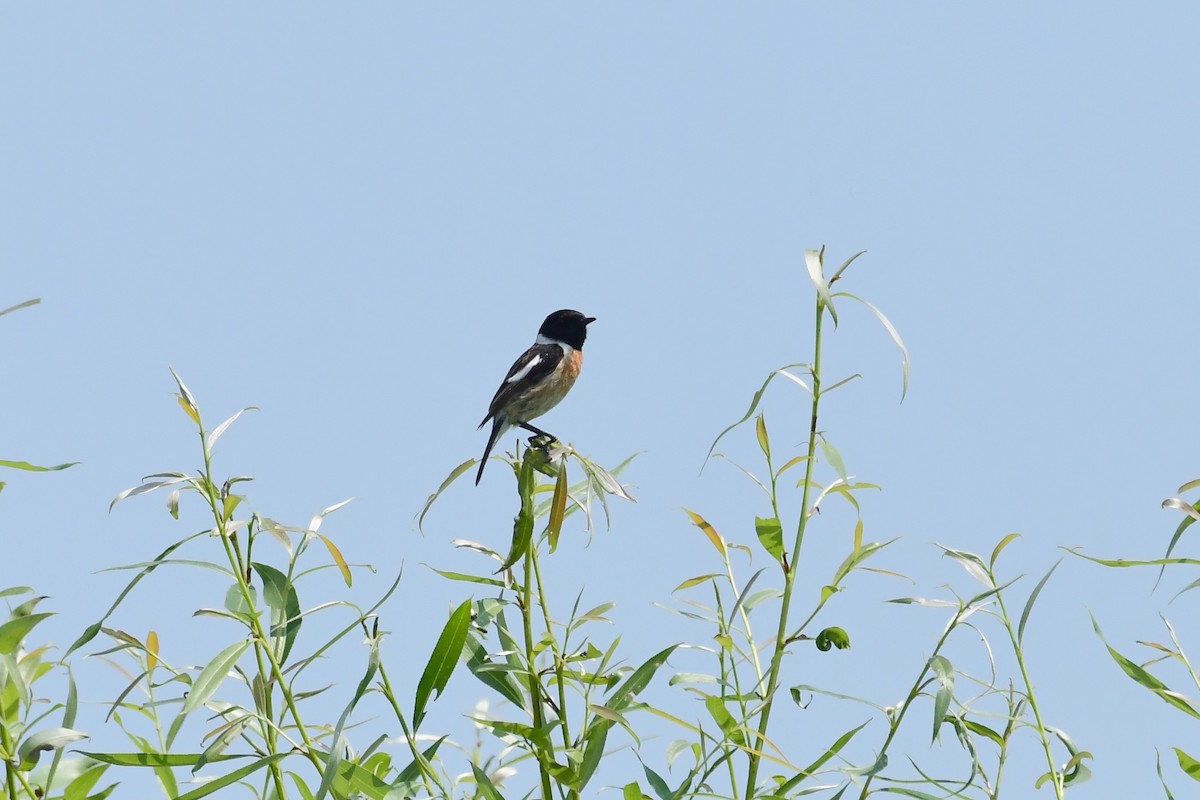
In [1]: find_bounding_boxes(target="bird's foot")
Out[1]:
[527,432,557,449]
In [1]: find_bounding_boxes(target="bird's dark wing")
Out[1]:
[479,343,564,426]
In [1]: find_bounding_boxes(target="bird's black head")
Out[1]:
[539,309,595,350]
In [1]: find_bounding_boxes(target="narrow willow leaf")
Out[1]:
[317,533,352,587]
[704,696,746,746]
[471,762,507,800]
[17,727,89,769]
[684,509,725,556]
[775,721,868,792]
[1174,748,1200,782]
[578,645,678,790]
[727,569,765,626]
[0,612,54,652]
[547,462,568,553]
[499,455,537,571]
[673,574,720,592]
[0,297,40,317]
[833,290,910,401]
[775,454,810,480]
[1164,497,1200,523]
[168,367,201,426]
[1092,615,1200,719]
[146,631,159,672]
[429,568,505,588]
[417,458,476,533]
[702,363,809,470]
[182,641,250,714]
[109,477,192,512]
[1018,559,1061,644]
[414,599,472,727]
[173,753,290,800]
[205,407,258,452]
[929,655,954,744]
[0,459,79,472]
[756,415,770,460]
[804,247,838,326]
[990,533,1021,569]
[820,438,847,480]
[830,249,867,282]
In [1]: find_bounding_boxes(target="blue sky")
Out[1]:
[3,4,1199,798]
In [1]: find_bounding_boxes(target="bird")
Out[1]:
[476,309,596,484]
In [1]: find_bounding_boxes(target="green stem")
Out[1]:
[378,661,446,798]
[857,606,965,799]
[530,543,576,765]
[744,293,825,797]
[994,589,1064,800]
[522,528,554,800]
[196,425,324,791]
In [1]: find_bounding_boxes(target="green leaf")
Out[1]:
[702,362,810,470]
[417,459,477,533]
[547,461,569,553]
[776,721,869,793]
[804,247,838,326]
[820,438,847,480]
[989,532,1021,569]
[470,762,507,800]
[0,460,79,472]
[704,696,746,746]
[832,289,910,402]
[499,455,537,571]
[462,631,525,709]
[173,753,290,800]
[253,562,302,662]
[755,516,784,562]
[429,568,506,588]
[1092,615,1200,719]
[17,727,89,770]
[169,367,202,426]
[755,415,770,460]
[0,612,54,652]
[0,298,40,318]
[182,641,250,713]
[62,762,109,800]
[414,599,473,727]
[1018,558,1061,644]
[929,655,954,744]
[1176,748,1200,781]
[578,645,678,790]
[205,407,258,452]
[673,574,721,592]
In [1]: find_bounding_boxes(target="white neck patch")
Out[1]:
[536,334,572,352]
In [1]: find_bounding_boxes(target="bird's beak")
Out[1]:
[585,316,596,325]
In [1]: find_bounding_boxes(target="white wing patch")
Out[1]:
[505,354,542,384]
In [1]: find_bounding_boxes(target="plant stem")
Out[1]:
[522,527,555,800]
[196,425,324,794]
[994,589,1064,800]
[744,293,826,797]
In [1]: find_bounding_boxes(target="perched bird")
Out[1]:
[476,309,596,484]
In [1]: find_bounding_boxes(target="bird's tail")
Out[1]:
[476,415,508,485]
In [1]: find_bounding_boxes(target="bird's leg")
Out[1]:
[519,422,557,448]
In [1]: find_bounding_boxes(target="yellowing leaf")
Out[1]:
[683,509,725,556]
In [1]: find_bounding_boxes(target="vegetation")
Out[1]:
[1,253,1194,798]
